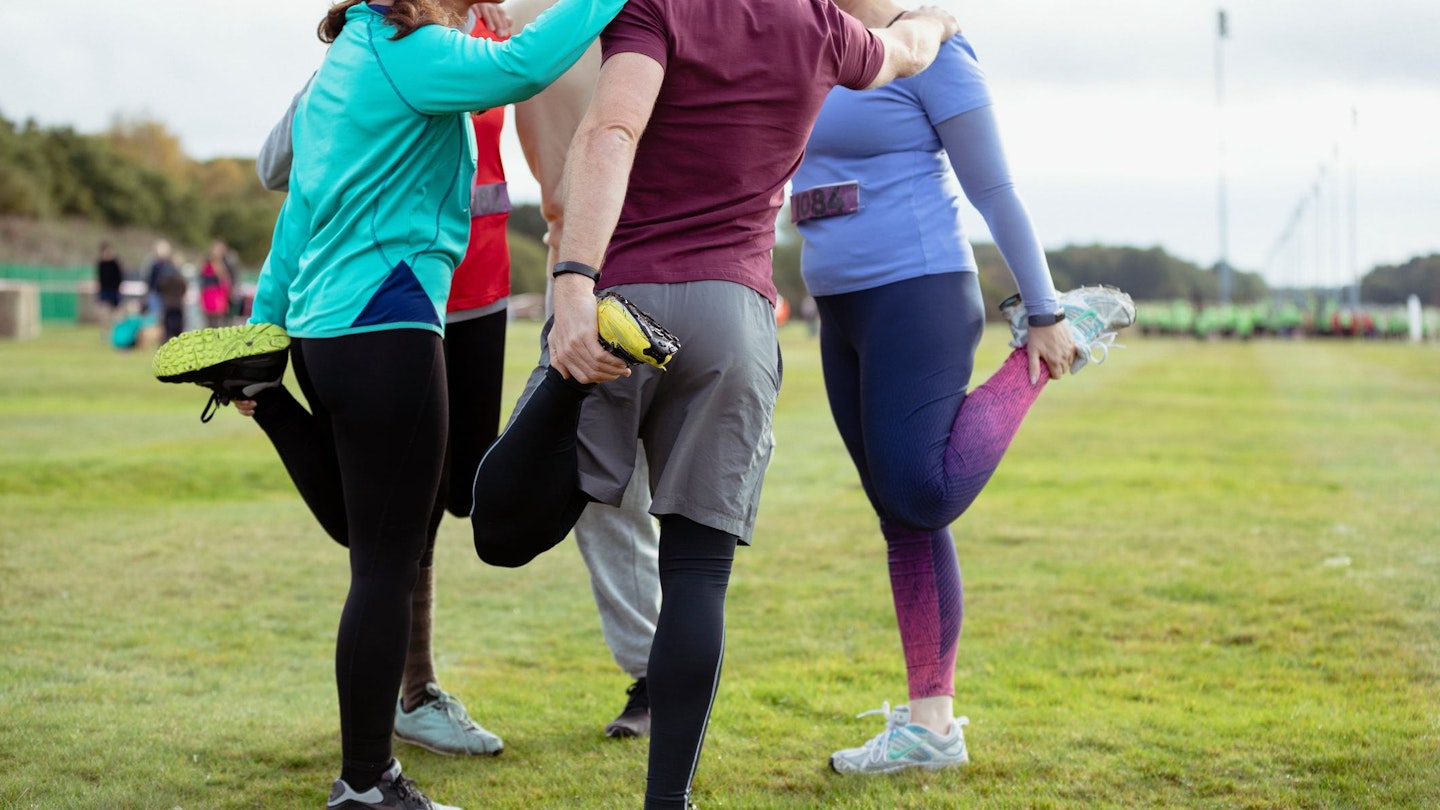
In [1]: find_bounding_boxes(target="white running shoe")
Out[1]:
[829,703,970,775]
[1001,286,1136,374]
[1058,285,1135,373]
[394,683,503,756]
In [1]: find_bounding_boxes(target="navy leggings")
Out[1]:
[252,329,447,788]
[817,272,1046,698]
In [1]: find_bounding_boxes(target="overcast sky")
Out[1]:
[5,0,1438,287]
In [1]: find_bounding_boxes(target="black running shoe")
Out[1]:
[596,293,681,369]
[604,677,651,738]
[151,323,290,422]
[326,759,459,810]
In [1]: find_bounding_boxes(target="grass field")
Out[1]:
[2,322,1438,809]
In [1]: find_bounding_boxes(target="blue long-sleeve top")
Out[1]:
[795,34,1059,318]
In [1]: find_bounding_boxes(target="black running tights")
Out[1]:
[646,516,736,810]
[252,329,447,790]
[424,310,507,564]
[470,367,737,808]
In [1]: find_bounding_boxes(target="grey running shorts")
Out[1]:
[513,280,781,543]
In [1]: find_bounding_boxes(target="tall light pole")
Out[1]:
[1333,142,1343,301]
[1348,108,1360,306]
[1215,9,1232,305]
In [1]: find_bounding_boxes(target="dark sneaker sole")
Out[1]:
[152,324,290,382]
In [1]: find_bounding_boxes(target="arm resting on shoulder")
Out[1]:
[391,0,626,114]
[831,0,905,28]
[866,7,958,89]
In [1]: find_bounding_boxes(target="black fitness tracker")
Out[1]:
[551,261,600,283]
[1027,310,1066,328]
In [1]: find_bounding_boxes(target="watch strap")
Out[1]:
[552,261,600,283]
[1027,310,1066,328]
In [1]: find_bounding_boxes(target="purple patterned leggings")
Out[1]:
[817,272,1047,698]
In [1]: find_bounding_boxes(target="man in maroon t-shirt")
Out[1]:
[470,3,958,807]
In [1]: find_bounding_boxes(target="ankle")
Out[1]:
[907,696,954,735]
[544,366,595,398]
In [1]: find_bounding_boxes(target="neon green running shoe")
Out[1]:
[151,323,290,422]
[597,292,681,369]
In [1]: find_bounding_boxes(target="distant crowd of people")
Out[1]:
[94,237,246,348]
[1136,298,1439,341]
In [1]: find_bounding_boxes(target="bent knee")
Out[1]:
[472,527,538,569]
[874,481,953,532]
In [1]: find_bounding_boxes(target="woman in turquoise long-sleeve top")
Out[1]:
[239,1,627,806]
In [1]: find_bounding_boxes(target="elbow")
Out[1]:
[258,172,287,193]
[576,119,643,161]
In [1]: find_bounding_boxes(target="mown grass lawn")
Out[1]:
[1,323,1437,809]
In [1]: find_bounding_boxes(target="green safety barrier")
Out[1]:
[0,265,93,323]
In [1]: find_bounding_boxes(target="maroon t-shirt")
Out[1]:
[597,0,884,303]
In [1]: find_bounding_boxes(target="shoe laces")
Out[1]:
[1079,331,1123,366]
[430,689,480,731]
[199,390,227,423]
[852,702,909,753]
[389,772,433,808]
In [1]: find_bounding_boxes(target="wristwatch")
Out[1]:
[1027,310,1066,327]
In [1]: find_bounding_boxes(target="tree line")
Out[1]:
[3,110,1432,308]
[0,111,281,266]
[1362,255,1440,306]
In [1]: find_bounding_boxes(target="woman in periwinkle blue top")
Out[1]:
[234,0,627,806]
[795,29,1097,775]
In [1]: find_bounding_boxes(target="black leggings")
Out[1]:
[252,329,447,788]
[424,310,507,565]
[471,368,736,809]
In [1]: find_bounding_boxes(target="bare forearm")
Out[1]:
[555,125,639,268]
[546,120,640,383]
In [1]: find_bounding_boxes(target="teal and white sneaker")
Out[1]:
[1059,285,1135,373]
[1000,286,1136,374]
[151,322,290,421]
[394,683,503,757]
[327,758,459,810]
[829,703,970,775]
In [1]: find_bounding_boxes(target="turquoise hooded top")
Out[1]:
[251,0,624,338]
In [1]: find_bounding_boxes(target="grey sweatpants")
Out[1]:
[574,449,659,680]
[512,330,659,681]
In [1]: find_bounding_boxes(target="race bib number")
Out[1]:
[470,181,511,217]
[790,181,860,224]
